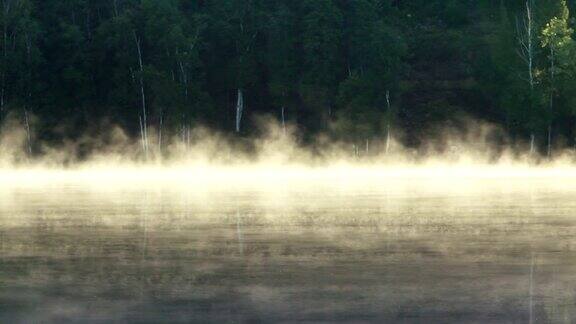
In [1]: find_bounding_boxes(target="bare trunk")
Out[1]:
[365,139,369,154]
[574,121,576,151]
[180,122,191,149]
[548,47,554,158]
[139,114,146,155]
[281,106,286,135]
[0,76,4,116]
[524,0,534,90]
[235,88,244,133]
[527,11,533,90]
[180,118,185,145]
[128,66,136,84]
[547,124,552,158]
[385,90,392,154]
[518,1,536,154]
[1,11,7,116]
[139,84,148,157]
[112,0,118,17]
[180,124,185,146]
[86,7,91,40]
[158,109,163,153]
[1,77,4,116]
[178,59,188,102]
[386,124,391,155]
[24,108,32,156]
[530,133,535,156]
[134,32,148,157]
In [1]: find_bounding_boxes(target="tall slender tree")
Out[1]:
[541,0,573,156]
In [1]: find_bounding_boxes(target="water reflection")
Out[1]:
[0,174,575,322]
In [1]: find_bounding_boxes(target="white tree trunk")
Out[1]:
[0,81,4,116]
[547,125,552,158]
[518,1,536,153]
[24,108,31,156]
[1,3,8,117]
[527,1,534,90]
[134,32,148,157]
[574,123,576,151]
[178,60,188,102]
[235,88,244,133]
[548,47,554,158]
[180,122,185,146]
[386,124,391,155]
[385,90,392,155]
[139,114,146,154]
[158,110,163,153]
[515,0,535,89]
[112,0,118,17]
[281,106,286,135]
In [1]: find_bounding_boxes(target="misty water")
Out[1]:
[1,172,576,323]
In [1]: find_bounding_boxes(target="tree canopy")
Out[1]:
[2,0,576,156]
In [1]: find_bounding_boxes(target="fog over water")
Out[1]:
[0,167,575,323]
[2,0,576,321]
[2,121,576,323]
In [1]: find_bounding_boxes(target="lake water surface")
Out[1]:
[1,170,575,323]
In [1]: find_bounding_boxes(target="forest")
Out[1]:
[1,0,576,157]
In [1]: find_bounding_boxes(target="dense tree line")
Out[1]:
[1,0,576,156]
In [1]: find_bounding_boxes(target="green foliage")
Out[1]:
[444,0,469,27]
[299,0,343,112]
[541,1,574,70]
[1,0,576,152]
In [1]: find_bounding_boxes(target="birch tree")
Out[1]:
[233,0,260,133]
[334,0,405,150]
[0,0,11,119]
[541,0,573,157]
[133,30,148,157]
[98,3,150,157]
[0,0,40,148]
[142,0,193,148]
[265,1,299,134]
[13,0,576,156]
[174,20,203,141]
[207,0,262,134]
[20,4,39,157]
[516,0,537,155]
